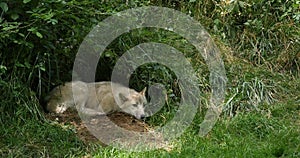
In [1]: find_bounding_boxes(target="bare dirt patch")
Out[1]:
[45,109,151,144]
[45,109,173,151]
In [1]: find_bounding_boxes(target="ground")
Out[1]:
[44,109,171,151]
[45,109,149,143]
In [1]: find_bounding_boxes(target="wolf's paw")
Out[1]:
[90,118,99,125]
[96,112,105,116]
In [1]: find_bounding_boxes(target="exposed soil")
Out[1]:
[45,109,151,144]
[45,108,174,151]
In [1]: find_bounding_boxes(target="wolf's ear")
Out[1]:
[119,93,128,103]
[140,87,147,96]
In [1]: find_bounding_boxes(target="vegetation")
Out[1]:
[1,0,299,157]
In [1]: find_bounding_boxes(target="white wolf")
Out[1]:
[46,81,147,119]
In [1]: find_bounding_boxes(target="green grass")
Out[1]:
[1,47,299,158]
[1,77,299,157]
[0,119,87,157]
[1,58,300,157]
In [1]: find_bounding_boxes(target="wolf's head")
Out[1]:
[118,87,147,119]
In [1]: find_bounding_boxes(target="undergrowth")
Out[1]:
[0,0,299,157]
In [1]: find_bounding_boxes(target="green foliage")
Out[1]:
[152,0,300,73]
[0,0,151,121]
[1,0,300,157]
[1,0,298,121]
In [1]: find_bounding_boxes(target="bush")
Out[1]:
[151,0,300,74]
[1,0,298,122]
[0,0,151,121]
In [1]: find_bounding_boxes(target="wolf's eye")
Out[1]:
[132,104,138,107]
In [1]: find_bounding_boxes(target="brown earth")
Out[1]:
[45,109,151,144]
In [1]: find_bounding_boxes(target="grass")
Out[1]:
[1,34,299,157]
[0,119,87,157]
[1,73,299,157]
[2,104,299,157]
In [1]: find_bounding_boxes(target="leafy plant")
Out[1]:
[0,0,151,122]
[151,0,300,75]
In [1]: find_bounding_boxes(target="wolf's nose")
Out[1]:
[140,114,145,119]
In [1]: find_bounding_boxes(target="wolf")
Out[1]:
[46,81,147,119]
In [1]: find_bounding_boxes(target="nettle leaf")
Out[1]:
[18,33,25,37]
[23,0,31,4]
[35,32,43,38]
[11,14,19,20]
[28,27,36,32]
[28,27,43,38]
[49,19,58,25]
[0,2,8,12]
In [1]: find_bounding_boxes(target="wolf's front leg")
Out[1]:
[77,106,106,116]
